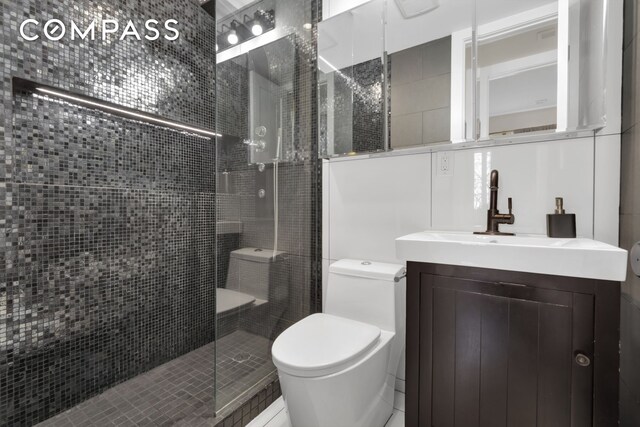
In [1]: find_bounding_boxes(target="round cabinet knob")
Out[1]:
[631,242,640,277]
[575,353,591,367]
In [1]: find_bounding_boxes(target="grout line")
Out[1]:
[430,152,433,229]
[4,180,216,194]
[592,134,597,239]
[249,397,285,427]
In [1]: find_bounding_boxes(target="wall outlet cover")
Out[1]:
[630,242,640,277]
[437,151,454,176]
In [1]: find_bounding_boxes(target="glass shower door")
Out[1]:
[212,0,320,417]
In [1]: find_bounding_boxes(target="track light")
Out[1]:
[251,22,263,36]
[217,10,275,53]
[248,10,267,36]
[227,29,238,45]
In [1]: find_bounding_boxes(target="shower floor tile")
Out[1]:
[37,330,275,427]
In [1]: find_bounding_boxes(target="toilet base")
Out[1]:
[277,332,395,427]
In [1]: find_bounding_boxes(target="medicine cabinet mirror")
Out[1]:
[318,0,609,156]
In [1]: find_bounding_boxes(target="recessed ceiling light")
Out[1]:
[303,22,312,30]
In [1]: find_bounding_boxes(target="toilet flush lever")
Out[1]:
[394,269,406,283]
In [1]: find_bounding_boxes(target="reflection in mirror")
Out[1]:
[390,36,452,148]
[318,0,610,157]
[475,10,558,138]
[318,0,386,156]
[474,0,608,138]
[386,0,475,149]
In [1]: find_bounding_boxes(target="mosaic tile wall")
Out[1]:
[351,58,385,153]
[325,57,385,155]
[0,0,216,425]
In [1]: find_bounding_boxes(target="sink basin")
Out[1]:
[396,231,627,281]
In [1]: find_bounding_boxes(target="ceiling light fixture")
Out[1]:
[251,10,264,36]
[251,22,263,36]
[217,10,275,53]
[244,10,271,37]
[227,27,239,45]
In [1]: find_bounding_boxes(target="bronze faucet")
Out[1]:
[474,169,515,236]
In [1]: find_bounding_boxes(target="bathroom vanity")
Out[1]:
[396,232,627,427]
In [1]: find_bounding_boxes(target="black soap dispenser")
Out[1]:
[546,197,576,238]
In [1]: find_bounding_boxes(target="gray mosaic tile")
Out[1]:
[1,0,321,426]
[0,0,216,424]
[36,330,275,427]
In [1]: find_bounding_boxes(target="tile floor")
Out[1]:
[38,330,275,427]
[246,391,406,427]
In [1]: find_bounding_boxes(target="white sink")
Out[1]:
[396,231,628,281]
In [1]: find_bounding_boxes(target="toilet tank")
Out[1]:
[326,259,406,333]
[226,248,287,301]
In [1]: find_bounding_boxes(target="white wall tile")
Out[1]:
[328,153,431,264]
[431,137,595,236]
[594,134,621,245]
[601,0,624,136]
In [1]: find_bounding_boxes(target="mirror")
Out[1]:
[318,0,386,156]
[476,0,608,137]
[386,0,474,147]
[474,2,559,139]
[318,0,609,156]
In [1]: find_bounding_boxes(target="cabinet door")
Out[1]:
[418,274,594,427]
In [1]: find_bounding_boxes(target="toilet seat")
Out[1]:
[272,313,381,378]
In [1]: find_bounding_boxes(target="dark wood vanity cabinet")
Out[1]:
[405,262,620,427]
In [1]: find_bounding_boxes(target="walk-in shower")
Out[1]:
[0,0,320,425]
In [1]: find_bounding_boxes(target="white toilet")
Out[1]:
[271,259,406,427]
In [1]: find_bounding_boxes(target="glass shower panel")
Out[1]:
[214,0,319,416]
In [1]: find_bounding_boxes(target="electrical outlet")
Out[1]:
[437,151,453,176]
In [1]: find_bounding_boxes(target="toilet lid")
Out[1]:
[272,313,381,377]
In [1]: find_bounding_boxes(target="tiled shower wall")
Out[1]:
[620,1,640,425]
[0,1,216,425]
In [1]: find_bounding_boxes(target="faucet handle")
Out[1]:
[508,197,513,214]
